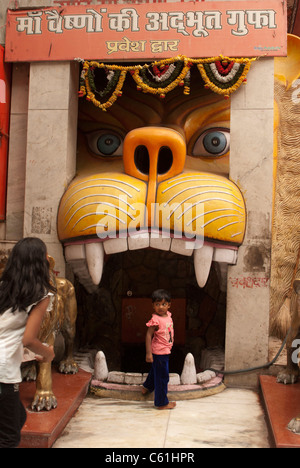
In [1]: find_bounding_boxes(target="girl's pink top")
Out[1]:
[146,311,174,355]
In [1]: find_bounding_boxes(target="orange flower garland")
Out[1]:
[79,55,256,110]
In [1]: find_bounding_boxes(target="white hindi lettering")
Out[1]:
[45,10,63,33]
[14,7,277,36]
[227,9,277,36]
[145,10,222,37]
[186,10,222,37]
[46,9,103,33]
[246,10,276,29]
[108,8,140,32]
[16,11,43,35]
[64,9,103,32]
[227,10,248,36]
[16,9,104,34]
[169,12,189,37]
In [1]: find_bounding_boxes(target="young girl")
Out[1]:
[0,237,56,448]
[142,289,176,410]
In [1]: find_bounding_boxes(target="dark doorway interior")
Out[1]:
[74,248,226,374]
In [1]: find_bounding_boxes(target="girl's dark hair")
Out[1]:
[151,289,171,303]
[0,237,56,315]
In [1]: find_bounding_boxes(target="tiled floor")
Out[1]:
[52,388,270,448]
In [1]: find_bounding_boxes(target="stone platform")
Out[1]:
[260,375,300,448]
[19,368,92,448]
[90,374,225,400]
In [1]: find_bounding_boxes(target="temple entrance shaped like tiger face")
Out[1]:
[57,76,246,294]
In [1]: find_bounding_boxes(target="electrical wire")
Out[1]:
[206,328,292,375]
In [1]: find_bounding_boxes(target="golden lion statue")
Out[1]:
[281,278,300,433]
[270,35,300,384]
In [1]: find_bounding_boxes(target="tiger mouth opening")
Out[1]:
[63,235,238,294]
[63,235,235,381]
[59,173,244,291]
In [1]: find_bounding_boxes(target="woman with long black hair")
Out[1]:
[0,237,56,448]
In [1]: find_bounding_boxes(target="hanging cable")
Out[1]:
[206,328,291,375]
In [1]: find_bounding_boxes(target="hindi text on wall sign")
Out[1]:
[5,0,287,61]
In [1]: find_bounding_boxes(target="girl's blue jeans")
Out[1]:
[143,354,169,407]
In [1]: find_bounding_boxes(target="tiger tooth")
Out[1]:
[85,242,104,285]
[213,248,237,292]
[64,243,86,263]
[128,232,150,250]
[94,351,109,381]
[213,247,237,264]
[150,231,171,251]
[64,244,98,294]
[171,238,194,256]
[181,353,197,385]
[103,238,128,255]
[194,245,214,287]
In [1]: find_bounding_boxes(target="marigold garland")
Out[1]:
[132,57,192,98]
[78,55,255,110]
[197,59,252,98]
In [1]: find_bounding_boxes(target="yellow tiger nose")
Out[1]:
[123,127,186,223]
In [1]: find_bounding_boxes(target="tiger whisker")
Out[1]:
[167,197,245,220]
[71,212,127,231]
[164,188,242,205]
[62,184,135,209]
[66,177,141,193]
[166,175,227,185]
[200,214,240,229]
[162,181,235,193]
[65,202,136,229]
[185,209,243,227]
[64,194,135,218]
[80,224,106,232]
[217,221,240,231]
[231,231,243,238]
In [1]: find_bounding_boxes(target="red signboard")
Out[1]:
[5,0,287,62]
[0,46,10,221]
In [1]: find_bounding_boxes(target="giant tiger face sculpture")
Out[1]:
[57,75,246,293]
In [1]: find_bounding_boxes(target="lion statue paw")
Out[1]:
[277,368,299,385]
[288,417,300,434]
[31,391,58,412]
[59,359,78,374]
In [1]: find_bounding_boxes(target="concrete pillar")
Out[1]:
[6,63,29,240]
[23,61,78,276]
[225,58,274,387]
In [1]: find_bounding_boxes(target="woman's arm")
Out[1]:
[22,297,55,363]
[145,326,156,363]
